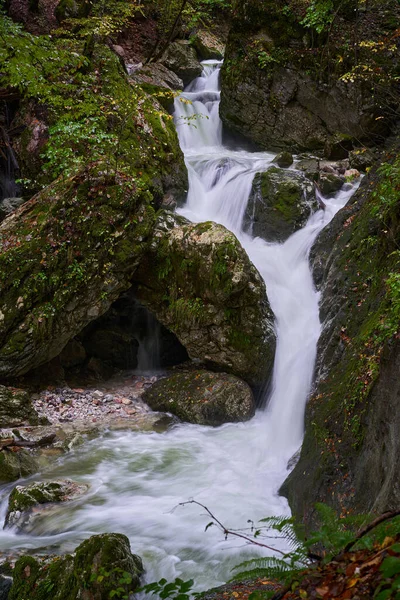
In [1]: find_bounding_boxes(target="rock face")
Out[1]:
[8,533,143,600]
[0,447,39,483]
[143,370,255,425]
[281,148,400,528]
[135,212,276,386]
[0,386,40,427]
[220,0,397,151]
[161,41,203,86]
[243,168,317,242]
[5,480,89,529]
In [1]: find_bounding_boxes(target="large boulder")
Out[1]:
[134,212,276,386]
[5,480,89,529]
[281,147,400,529]
[191,29,224,60]
[0,165,158,378]
[243,167,317,242]
[8,533,144,600]
[0,386,40,427]
[143,370,255,425]
[161,41,203,86]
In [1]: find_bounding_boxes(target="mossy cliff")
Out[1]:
[281,146,400,527]
[220,0,399,151]
[134,211,276,386]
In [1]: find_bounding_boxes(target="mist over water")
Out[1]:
[0,61,359,590]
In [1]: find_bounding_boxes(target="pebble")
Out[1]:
[32,374,163,425]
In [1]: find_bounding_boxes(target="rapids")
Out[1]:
[0,61,359,590]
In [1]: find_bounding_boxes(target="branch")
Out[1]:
[178,500,287,556]
[342,510,400,554]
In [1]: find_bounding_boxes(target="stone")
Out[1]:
[161,40,203,86]
[0,575,12,600]
[191,29,225,60]
[111,44,125,58]
[8,533,143,600]
[134,211,276,386]
[133,62,184,91]
[0,449,39,483]
[0,386,40,428]
[0,198,24,221]
[318,172,345,196]
[349,147,376,171]
[273,152,293,168]
[5,479,89,529]
[243,167,318,242]
[143,370,255,426]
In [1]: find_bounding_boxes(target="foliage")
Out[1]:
[139,577,196,600]
[300,0,333,34]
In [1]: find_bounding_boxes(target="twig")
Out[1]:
[179,500,287,556]
[342,510,400,554]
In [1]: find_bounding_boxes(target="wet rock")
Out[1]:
[135,211,275,386]
[0,574,12,600]
[161,41,202,86]
[0,386,40,428]
[191,29,224,60]
[0,448,39,483]
[243,167,317,242]
[5,479,89,529]
[143,370,255,426]
[318,172,344,196]
[8,533,143,600]
[324,135,353,160]
[349,147,376,171]
[133,62,184,91]
[273,151,293,168]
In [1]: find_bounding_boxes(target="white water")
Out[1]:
[0,61,359,589]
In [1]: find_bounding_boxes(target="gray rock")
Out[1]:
[0,198,24,221]
[133,62,184,91]
[0,386,40,428]
[273,151,294,168]
[0,448,39,483]
[243,167,317,242]
[143,370,255,425]
[5,479,89,529]
[349,147,376,171]
[161,41,203,86]
[134,211,276,386]
[318,172,344,196]
[191,29,224,60]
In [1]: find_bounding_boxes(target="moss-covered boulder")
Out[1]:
[243,168,317,242]
[161,41,202,86]
[8,533,143,600]
[281,147,400,529]
[0,386,39,427]
[143,370,255,425]
[0,165,158,378]
[0,448,39,483]
[5,480,89,529]
[191,30,224,60]
[134,212,275,386]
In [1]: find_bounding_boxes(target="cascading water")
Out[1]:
[0,61,359,589]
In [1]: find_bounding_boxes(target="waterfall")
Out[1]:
[0,61,359,590]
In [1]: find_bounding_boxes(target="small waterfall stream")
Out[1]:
[0,62,359,590]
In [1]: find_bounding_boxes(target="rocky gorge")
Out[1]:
[0,0,399,597]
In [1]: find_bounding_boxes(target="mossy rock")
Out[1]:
[143,370,255,425]
[161,41,202,86]
[134,211,275,386]
[243,167,317,242]
[0,164,156,378]
[5,480,89,529]
[8,533,143,600]
[191,30,224,60]
[0,449,39,483]
[0,385,39,427]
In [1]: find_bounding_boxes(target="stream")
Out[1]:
[0,61,359,590]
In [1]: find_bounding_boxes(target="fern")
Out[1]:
[231,557,302,584]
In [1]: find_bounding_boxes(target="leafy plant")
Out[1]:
[139,577,197,600]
